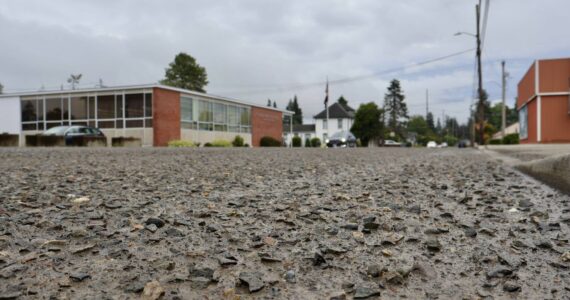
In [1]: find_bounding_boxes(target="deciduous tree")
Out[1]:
[351,102,384,146]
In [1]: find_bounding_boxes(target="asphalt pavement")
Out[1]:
[1,147,569,299]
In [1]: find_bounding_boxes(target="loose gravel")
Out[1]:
[1,148,569,299]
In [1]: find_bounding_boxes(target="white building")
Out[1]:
[314,102,355,142]
[283,124,316,147]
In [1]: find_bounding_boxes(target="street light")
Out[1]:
[454,3,484,147]
[454,32,476,38]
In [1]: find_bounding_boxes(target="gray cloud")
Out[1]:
[1,0,568,123]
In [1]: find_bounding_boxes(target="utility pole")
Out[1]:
[501,60,507,138]
[476,3,485,146]
[426,89,429,118]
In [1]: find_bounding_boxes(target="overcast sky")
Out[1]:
[1,0,569,123]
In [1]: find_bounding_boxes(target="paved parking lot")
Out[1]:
[1,148,569,299]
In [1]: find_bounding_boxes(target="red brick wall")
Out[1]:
[541,95,570,143]
[517,62,535,109]
[539,58,570,93]
[251,107,283,147]
[153,87,180,146]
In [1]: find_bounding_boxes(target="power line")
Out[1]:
[215,48,476,96]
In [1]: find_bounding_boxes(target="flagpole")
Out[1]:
[326,77,329,141]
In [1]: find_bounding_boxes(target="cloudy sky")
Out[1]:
[1,0,568,123]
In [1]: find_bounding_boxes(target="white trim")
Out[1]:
[535,60,541,143]
[539,92,570,96]
[518,91,570,110]
[537,96,541,142]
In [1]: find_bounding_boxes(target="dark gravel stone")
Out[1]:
[367,264,382,277]
[239,272,265,293]
[464,227,478,238]
[518,199,533,208]
[0,264,27,279]
[425,239,442,252]
[486,267,513,279]
[342,223,359,230]
[285,270,296,283]
[69,272,91,282]
[188,265,214,279]
[145,218,166,228]
[353,285,381,299]
[503,281,521,292]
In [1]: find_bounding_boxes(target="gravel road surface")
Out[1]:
[1,148,569,299]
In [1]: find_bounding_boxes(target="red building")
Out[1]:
[517,58,570,143]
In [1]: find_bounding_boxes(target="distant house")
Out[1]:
[283,124,316,147]
[492,122,520,140]
[314,102,355,142]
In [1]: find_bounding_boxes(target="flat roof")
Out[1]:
[0,83,293,115]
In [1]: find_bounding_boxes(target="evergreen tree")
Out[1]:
[0,82,3,94]
[426,112,435,131]
[337,95,350,110]
[383,79,408,139]
[286,95,303,125]
[292,95,302,124]
[267,99,271,107]
[273,101,277,108]
[436,118,442,135]
[160,52,208,92]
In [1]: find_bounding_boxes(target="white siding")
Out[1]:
[0,97,21,134]
[181,129,252,146]
[315,118,353,142]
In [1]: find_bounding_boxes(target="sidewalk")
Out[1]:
[483,144,570,195]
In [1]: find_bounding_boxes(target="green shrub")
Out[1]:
[304,138,311,147]
[168,140,196,148]
[502,133,519,145]
[210,139,232,147]
[232,135,244,147]
[244,143,250,147]
[292,136,302,147]
[444,135,458,147]
[260,136,281,147]
[489,139,502,145]
[204,142,213,147]
[310,137,321,148]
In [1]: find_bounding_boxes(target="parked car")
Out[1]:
[439,142,448,148]
[43,125,105,146]
[426,141,437,148]
[383,140,402,147]
[325,131,357,148]
[458,139,470,148]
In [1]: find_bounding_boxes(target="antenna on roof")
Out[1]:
[67,74,82,90]
[98,78,106,88]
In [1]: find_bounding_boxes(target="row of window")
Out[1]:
[519,105,528,139]
[21,93,152,130]
[181,96,251,133]
[322,119,345,130]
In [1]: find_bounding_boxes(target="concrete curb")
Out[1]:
[482,147,570,195]
[515,153,570,195]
